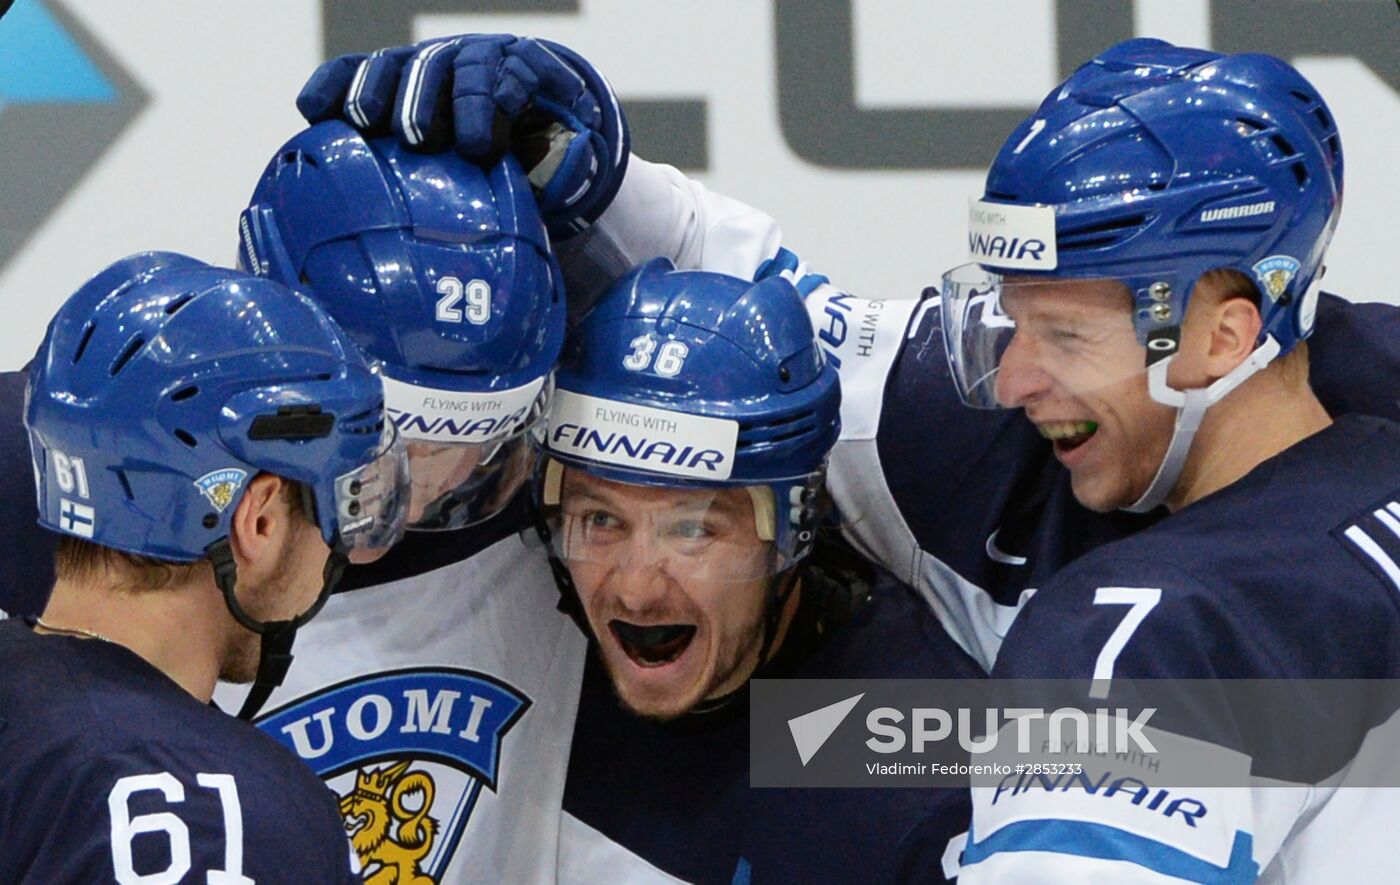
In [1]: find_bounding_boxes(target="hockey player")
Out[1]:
[217,125,592,883]
[291,32,1400,672]
[934,40,1400,882]
[1,33,1399,880]
[2,251,408,881]
[535,257,979,883]
[0,115,633,882]
[0,130,589,882]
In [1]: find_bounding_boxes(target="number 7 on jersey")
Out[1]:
[1089,586,1161,699]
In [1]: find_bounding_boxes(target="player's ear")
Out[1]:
[1204,294,1264,379]
[1172,276,1264,387]
[227,473,290,568]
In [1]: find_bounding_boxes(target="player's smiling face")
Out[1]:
[559,470,775,720]
[994,279,1175,511]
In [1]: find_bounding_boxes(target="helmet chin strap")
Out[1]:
[206,538,349,721]
[1124,335,1282,513]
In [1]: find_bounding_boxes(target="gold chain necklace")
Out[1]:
[34,616,113,644]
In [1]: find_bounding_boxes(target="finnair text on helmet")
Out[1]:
[381,375,546,443]
[970,206,1008,226]
[550,422,725,473]
[390,404,531,442]
[968,233,1047,263]
[548,390,740,480]
[593,405,677,434]
[420,395,506,414]
[1199,200,1275,223]
[966,199,1059,270]
[865,706,1158,755]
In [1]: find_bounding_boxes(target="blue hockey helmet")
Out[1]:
[534,258,840,579]
[940,39,1343,509]
[25,251,410,564]
[239,120,566,530]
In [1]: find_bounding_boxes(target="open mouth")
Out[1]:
[1039,420,1098,454]
[610,620,697,667]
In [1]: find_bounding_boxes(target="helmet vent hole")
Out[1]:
[343,406,383,434]
[1235,116,1268,134]
[766,425,814,445]
[72,322,97,363]
[1291,162,1308,187]
[170,385,199,402]
[1269,134,1297,157]
[109,336,146,376]
[164,293,195,315]
[173,429,197,448]
[115,470,135,501]
[281,150,318,169]
[1311,107,1332,131]
[1058,214,1149,251]
[1324,134,1340,163]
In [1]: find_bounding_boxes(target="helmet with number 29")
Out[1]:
[241,121,565,531]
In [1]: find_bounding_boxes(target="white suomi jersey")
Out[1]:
[215,531,587,885]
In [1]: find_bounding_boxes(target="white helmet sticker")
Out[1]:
[968,199,1059,271]
[382,373,545,443]
[546,389,739,480]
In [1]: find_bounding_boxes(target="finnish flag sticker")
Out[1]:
[59,498,95,538]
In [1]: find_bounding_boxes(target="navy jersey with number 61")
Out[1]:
[0,620,360,883]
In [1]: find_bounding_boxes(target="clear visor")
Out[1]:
[530,461,819,583]
[403,383,549,531]
[941,263,1151,409]
[333,422,411,561]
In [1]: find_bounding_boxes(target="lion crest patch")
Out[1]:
[194,468,248,513]
[1251,255,1301,301]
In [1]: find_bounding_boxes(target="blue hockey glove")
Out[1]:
[297,34,629,238]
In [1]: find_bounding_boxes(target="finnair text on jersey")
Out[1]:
[990,769,1209,828]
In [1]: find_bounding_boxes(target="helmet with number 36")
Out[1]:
[533,257,841,580]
